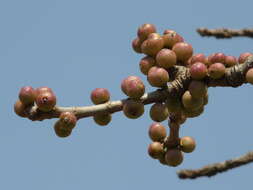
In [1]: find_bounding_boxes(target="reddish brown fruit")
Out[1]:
[190,53,206,65]
[35,91,56,112]
[188,81,207,98]
[208,63,226,79]
[156,49,177,69]
[150,103,169,122]
[162,31,184,48]
[238,52,253,64]
[148,142,164,159]
[59,112,77,129]
[123,100,144,119]
[180,136,196,153]
[121,76,145,99]
[54,120,72,138]
[90,88,110,104]
[139,56,156,75]
[190,62,208,80]
[147,66,169,87]
[19,86,36,105]
[132,38,143,53]
[93,113,112,126]
[141,34,164,57]
[137,24,156,41]
[172,42,193,62]
[165,149,183,167]
[35,87,53,97]
[246,68,253,84]
[225,55,237,67]
[14,100,27,117]
[148,123,167,142]
[182,91,203,110]
[209,52,226,64]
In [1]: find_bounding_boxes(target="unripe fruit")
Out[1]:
[165,149,183,167]
[14,100,27,117]
[190,53,206,65]
[156,49,177,69]
[209,52,226,64]
[90,88,110,104]
[172,42,193,62]
[137,23,156,41]
[246,68,253,84]
[148,142,164,159]
[132,37,143,53]
[139,56,156,75]
[54,120,72,138]
[121,76,145,99]
[180,136,196,153]
[150,103,169,122]
[182,91,203,110]
[208,62,226,79]
[183,106,204,118]
[19,86,36,105]
[238,52,253,64]
[123,100,144,119]
[35,91,56,112]
[59,112,77,129]
[225,55,237,67]
[141,34,164,57]
[165,96,183,113]
[190,62,207,80]
[188,81,207,98]
[162,31,184,48]
[147,66,169,87]
[148,123,167,142]
[93,113,112,126]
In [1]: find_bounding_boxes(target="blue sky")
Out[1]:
[1,0,253,189]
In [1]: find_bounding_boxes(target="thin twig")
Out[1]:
[177,151,253,179]
[197,28,253,39]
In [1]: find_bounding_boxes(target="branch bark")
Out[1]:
[197,28,253,39]
[177,151,253,179]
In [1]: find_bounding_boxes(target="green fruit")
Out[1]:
[165,149,183,167]
[93,113,112,126]
[180,136,196,153]
[183,106,204,118]
[123,100,144,119]
[150,103,169,122]
[148,123,167,142]
[165,96,183,113]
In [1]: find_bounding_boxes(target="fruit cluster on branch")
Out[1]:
[14,23,253,167]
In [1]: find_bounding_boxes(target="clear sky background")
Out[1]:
[1,0,253,189]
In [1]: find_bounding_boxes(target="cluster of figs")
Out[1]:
[14,23,253,167]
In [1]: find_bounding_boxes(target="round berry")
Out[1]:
[246,68,253,84]
[123,100,144,119]
[14,100,27,117]
[137,23,156,41]
[162,31,184,48]
[132,37,143,53]
[148,142,164,159]
[121,76,145,99]
[148,123,167,142]
[238,52,253,64]
[19,86,36,105]
[150,103,169,122]
[54,120,72,138]
[208,62,226,79]
[180,136,196,153]
[147,66,169,87]
[139,56,156,75]
[90,88,110,104]
[141,33,164,57]
[190,53,206,65]
[190,62,207,80]
[35,91,56,112]
[188,81,207,98]
[165,149,183,167]
[182,91,203,110]
[156,49,177,69]
[93,113,112,126]
[225,55,237,67]
[59,112,77,129]
[172,42,193,62]
[209,52,226,64]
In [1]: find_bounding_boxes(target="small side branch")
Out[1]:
[197,28,253,39]
[177,151,253,179]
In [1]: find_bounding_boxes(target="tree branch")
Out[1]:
[177,151,253,179]
[196,28,253,39]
